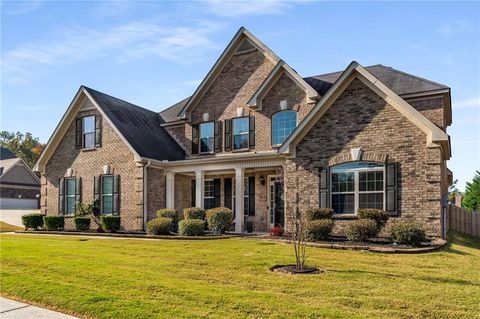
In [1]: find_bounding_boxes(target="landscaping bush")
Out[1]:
[389,223,427,246]
[178,219,204,236]
[345,219,378,241]
[270,226,284,236]
[305,208,334,221]
[183,207,206,220]
[357,208,389,229]
[306,219,335,241]
[206,207,233,234]
[101,215,121,232]
[43,215,65,231]
[146,217,173,235]
[156,208,178,231]
[73,217,91,231]
[21,213,44,230]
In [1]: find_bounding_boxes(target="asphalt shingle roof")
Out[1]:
[0,147,16,160]
[84,87,185,161]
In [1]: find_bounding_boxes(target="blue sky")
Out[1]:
[1,1,479,190]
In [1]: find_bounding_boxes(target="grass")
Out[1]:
[1,232,479,319]
[0,221,22,232]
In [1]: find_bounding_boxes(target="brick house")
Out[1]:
[33,27,452,237]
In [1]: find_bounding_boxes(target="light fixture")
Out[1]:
[260,175,265,185]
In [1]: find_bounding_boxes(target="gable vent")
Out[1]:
[235,39,257,55]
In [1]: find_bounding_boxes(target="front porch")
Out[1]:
[163,154,285,232]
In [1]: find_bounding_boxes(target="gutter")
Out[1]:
[143,160,151,231]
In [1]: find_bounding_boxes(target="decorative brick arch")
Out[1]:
[328,150,388,166]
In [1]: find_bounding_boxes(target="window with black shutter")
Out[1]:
[224,119,232,151]
[248,176,255,216]
[192,124,199,154]
[214,121,221,152]
[385,162,398,216]
[94,116,101,147]
[249,117,255,149]
[224,178,232,209]
[97,174,120,215]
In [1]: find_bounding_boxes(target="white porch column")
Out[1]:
[165,172,175,209]
[235,167,245,233]
[195,169,204,208]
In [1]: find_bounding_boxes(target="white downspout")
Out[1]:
[143,161,151,231]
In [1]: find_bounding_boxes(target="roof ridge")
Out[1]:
[303,64,383,79]
[375,65,448,89]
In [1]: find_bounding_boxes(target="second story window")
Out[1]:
[232,117,249,150]
[199,122,214,153]
[82,116,95,149]
[76,115,101,149]
[272,110,297,146]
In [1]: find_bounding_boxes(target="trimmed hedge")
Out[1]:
[21,213,44,230]
[146,217,173,235]
[306,219,335,241]
[156,209,178,231]
[183,207,206,220]
[389,223,427,246]
[357,208,389,229]
[305,208,334,221]
[73,217,91,231]
[101,215,121,232]
[43,215,65,231]
[178,219,204,236]
[206,207,233,234]
[345,219,378,241]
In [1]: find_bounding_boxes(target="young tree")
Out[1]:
[0,131,45,168]
[463,171,480,211]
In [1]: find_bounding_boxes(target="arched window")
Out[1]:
[271,110,297,146]
[330,162,385,214]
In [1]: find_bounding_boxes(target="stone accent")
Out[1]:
[42,102,144,231]
[284,78,446,237]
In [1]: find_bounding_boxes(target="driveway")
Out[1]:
[0,209,39,227]
[0,297,78,318]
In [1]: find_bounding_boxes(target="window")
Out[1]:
[232,117,249,150]
[65,178,76,214]
[199,122,214,153]
[331,162,384,214]
[82,116,95,149]
[101,175,114,214]
[204,179,215,209]
[272,110,297,146]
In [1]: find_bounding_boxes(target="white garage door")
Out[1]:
[0,198,38,209]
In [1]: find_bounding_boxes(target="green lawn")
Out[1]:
[0,221,22,232]
[1,233,479,319]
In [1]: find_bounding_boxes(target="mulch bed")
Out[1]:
[270,264,324,275]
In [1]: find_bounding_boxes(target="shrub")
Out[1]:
[270,226,284,236]
[73,217,91,231]
[75,201,95,217]
[306,219,335,241]
[101,215,121,232]
[43,215,65,231]
[389,223,427,246]
[178,219,204,236]
[183,207,206,220]
[305,208,334,221]
[21,213,44,230]
[357,208,389,229]
[147,217,173,235]
[157,208,178,231]
[345,219,378,241]
[206,207,233,234]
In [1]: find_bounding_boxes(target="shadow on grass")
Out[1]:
[444,231,480,255]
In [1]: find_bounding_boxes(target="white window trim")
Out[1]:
[199,122,214,154]
[271,110,298,147]
[232,117,249,151]
[330,164,385,215]
[204,179,215,208]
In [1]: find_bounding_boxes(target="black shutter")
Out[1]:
[75,118,82,148]
[58,178,65,214]
[224,119,232,151]
[386,162,398,215]
[248,176,255,216]
[224,178,232,209]
[75,177,82,209]
[94,176,101,203]
[214,121,221,152]
[213,178,221,208]
[112,175,120,215]
[249,117,255,149]
[192,124,199,154]
[319,167,330,208]
[94,116,101,147]
[191,179,196,207]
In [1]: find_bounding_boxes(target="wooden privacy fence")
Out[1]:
[448,205,480,238]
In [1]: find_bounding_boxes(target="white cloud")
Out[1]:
[1,21,223,84]
[455,97,480,109]
[203,0,293,17]
[437,20,472,37]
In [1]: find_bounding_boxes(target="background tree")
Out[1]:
[0,131,45,168]
[448,179,462,204]
[463,170,480,211]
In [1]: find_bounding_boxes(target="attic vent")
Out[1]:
[235,39,256,55]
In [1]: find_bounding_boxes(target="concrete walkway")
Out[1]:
[0,209,39,227]
[0,297,78,319]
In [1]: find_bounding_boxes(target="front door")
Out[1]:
[268,176,284,228]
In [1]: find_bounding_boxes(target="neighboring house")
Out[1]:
[33,27,452,237]
[0,147,41,209]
